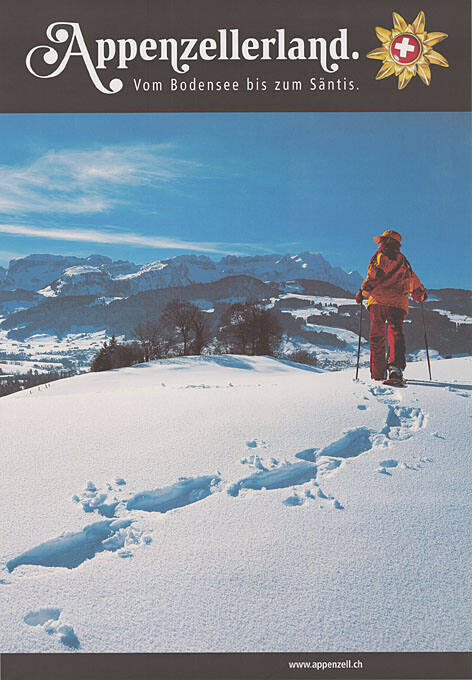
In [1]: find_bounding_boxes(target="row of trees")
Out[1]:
[91,297,282,372]
[90,336,143,372]
[0,368,75,397]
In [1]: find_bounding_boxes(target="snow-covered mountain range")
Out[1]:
[0,252,362,297]
[1,254,139,294]
[0,252,470,376]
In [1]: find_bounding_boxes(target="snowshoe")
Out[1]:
[383,366,405,387]
[382,376,405,387]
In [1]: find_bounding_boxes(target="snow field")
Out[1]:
[0,355,470,652]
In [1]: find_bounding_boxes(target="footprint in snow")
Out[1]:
[283,492,305,507]
[368,385,401,404]
[126,475,221,513]
[24,608,80,650]
[313,485,344,509]
[381,406,425,441]
[246,439,268,449]
[227,461,317,497]
[72,478,126,518]
[283,484,344,510]
[7,519,149,572]
[316,427,374,460]
[369,385,395,397]
[377,459,398,475]
[240,454,279,471]
[73,472,221,521]
[295,448,318,462]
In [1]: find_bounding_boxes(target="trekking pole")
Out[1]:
[421,301,432,380]
[355,301,363,380]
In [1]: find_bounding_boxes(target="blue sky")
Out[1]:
[0,112,470,288]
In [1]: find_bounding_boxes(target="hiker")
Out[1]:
[355,229,427,383]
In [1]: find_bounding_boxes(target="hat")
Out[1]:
[373,229,402,244]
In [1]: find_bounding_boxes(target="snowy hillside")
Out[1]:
[1,355,470,652]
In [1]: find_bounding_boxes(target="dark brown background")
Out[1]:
[2,652,472,680]
[0,0,470,112]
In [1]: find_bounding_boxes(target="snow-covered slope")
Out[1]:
[39,266,118,297]
[0,356,470,652]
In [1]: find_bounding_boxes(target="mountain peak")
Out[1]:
[0,251,362,296]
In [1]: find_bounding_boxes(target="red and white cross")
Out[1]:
[390,34,421,64]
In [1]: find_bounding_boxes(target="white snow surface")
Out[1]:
[0,361,52,375]
[433,309,472,325]
[0,355,470,653]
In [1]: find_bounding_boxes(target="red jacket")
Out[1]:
[360,248,425,314]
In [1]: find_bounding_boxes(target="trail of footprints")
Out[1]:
[7,387,428,574]
[8,393,426,572]
[6,385,432,648]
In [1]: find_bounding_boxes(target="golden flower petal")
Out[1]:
[417,61,431,85]
[398,67,414,90]
[424,32,448,46]
[412,11,426,34]
[376,62,396,80]
[375,26,392,43]
[392,12,408,31]
[394,63,403,76]
[391,29,401,39]
[367,46,388,60]
[425,49,449,67]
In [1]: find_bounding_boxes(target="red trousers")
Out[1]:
[369,304,406,379]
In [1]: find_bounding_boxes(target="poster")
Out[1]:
[0,1,470,679]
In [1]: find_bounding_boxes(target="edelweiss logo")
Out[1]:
[367,11,449,89]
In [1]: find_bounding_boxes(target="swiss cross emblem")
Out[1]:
[390,34,421,64]
[366,11,449,89]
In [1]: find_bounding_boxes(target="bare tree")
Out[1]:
[219,302,250,354]
[160,299,200,356]
[218,299,281,356]
[134,321,165,361]
[190,308,209,355]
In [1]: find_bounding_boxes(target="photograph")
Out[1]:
[0,2,470,679]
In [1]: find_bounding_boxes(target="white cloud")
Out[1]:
[0,144,199,216]
[0,223,242,255]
